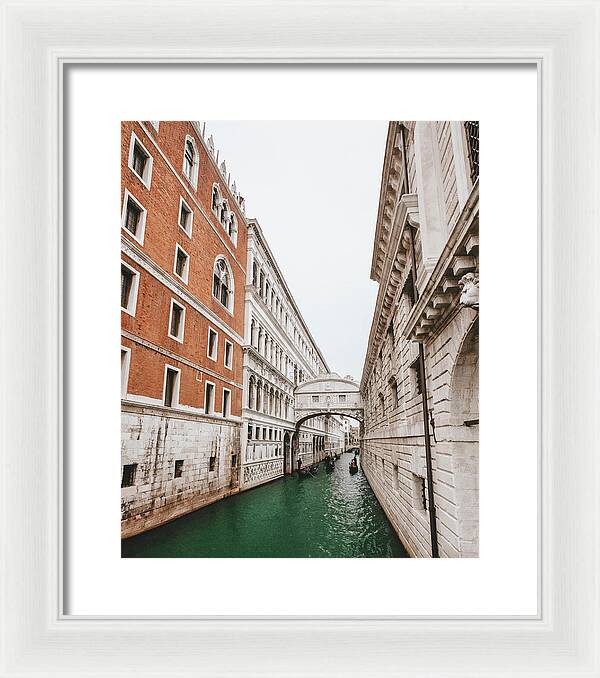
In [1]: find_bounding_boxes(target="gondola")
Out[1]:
[349,459,359,475]
[325,458,335,472]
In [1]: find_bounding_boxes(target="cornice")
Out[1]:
[402,182,479,341]
[248,219,330,373]
[360,193,418,392]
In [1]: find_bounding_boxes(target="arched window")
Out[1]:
[212,257,234,311]
[229,213,238,244]
[211,185,220,213]
[378,393,386,417]
[220,200,228,226]
[256,380,262,411]
[248,376,256,409]
[182,136,199,188]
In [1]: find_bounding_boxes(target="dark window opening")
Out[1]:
[132,142,148,177]
[121,265,134,309]
[121,463,137,488]
[175,248,188,279]
[184,140,195,178]
[170,303,184,338]
[179,202,191,231]
[464,121,479,182]
[164,367,178,407]
[124,197,141,235]
[209,455,216,472]
[174,459,184,478]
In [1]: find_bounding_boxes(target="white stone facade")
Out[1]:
[121,403,241,539]
[361,121,479,558]
[240,220,341,489]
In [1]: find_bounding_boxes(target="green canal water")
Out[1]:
[122,452,408,558]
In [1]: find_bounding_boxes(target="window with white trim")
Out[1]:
[173,244,190,284]
[182,135,199,188]
[163,366,180,408]
[204,381,215,415]
[224,340,233,369]
[121,190,146,245]
[128,132,153,189]
[222,388,231,418]
[168,299,185,342]
[207,328,218,361]
[212,257,234,312]
[178,197,193,236]
[121,347,131,398]
[121,261,140,315]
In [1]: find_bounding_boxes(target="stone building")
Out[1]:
[121,121,248,538]
[361,121,479,558]
[241,219,342,488]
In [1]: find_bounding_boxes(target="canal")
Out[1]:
[122,452,408,558]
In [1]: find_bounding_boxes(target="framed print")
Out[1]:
[1,1,599,676]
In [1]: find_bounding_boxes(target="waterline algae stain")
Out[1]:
[122,453,408,558]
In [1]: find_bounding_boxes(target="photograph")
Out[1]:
[120,120,479,559]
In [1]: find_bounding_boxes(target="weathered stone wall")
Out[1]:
[121,404,240,538]
[361,120,479,558]
[362,308,479,558]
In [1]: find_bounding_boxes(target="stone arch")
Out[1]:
[449,317,479,427]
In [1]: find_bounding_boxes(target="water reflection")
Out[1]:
[122,452,408,558]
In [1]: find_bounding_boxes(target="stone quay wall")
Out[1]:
[121,403,240,538]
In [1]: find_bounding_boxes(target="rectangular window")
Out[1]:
[173,245,190,284]
[224,340,233,369]
[121,347,131,398]
[120,262,139,315]
[248,424,253,439]
[132,142,148,178]
[389,378,399,408]
[204,382,215,415]
[163,366,180,407]
[207,328,218,360]
[222,389,231,418]
[339,394,346,403]
[121,463,137,488]
[312,395,319,403]
[209,455,216,472]
[128,133,153,188]
[269,428,273,440]
[168,299,185,342]
[121,190,147,244]
[174,459,184,478]
[178,197,193,236]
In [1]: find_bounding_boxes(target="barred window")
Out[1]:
[464,121,479,182]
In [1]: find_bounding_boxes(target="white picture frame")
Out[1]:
[1,1,598,676]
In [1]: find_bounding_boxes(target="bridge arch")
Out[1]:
[294,373,364,427]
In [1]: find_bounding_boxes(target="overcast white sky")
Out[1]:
[206,121,388,381]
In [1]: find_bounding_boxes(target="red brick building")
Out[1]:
[120,121,248,538]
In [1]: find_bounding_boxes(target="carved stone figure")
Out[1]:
[459,272,479,308]
[207,135,215,155]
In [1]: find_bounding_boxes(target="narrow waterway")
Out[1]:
[122,452,408,558]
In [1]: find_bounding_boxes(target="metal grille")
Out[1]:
[464,121,479,182]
